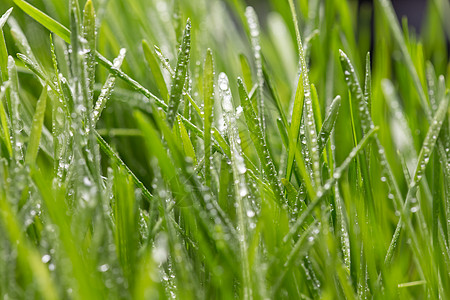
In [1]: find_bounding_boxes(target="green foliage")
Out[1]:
[0,0,449,299]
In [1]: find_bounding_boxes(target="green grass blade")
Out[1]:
[142,40,169,102]
[113,164,138,290]
[288,0,321,188]
[318,95,341,155]
[245,7,264,130]
[82,0,96,99]
[0,9,12,84]
[167,19,191,127]
[153,45,203,118]
[203,49,214,186]
[220,71,252,299]
[0,83,12,157]
[93,48,126,124]
[176,116,197,164]
[339,49,373,133]
[0,10,9,83]
[12,0,71,43]
[16,53,59,94]
[364,52,372,111]
[0,8,13,29]
[286,73,304,181]
[25,87,47,165]
[239,54,253,91]
[310,84,322,131]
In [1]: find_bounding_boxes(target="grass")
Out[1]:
[0,0,449,298]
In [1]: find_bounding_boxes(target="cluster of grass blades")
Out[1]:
[0,0,449,298]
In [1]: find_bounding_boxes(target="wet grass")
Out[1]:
[0,0,449,298]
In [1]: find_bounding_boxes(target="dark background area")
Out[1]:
[245,0,429,30]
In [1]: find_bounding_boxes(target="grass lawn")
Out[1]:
[0,0,449,298]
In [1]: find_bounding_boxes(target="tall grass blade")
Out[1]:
[286,73,304,181]
[167,19,191,127]
[203,49,214,186]
[288,0,321,188]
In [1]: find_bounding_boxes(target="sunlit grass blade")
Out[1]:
[0,8,12,29]
[286,73,304,181]
[0,10,12,84]
[310,84,322,131]
[203,49,214,186]
[176,116,197,164]
[288,0,321,188]
[82,0,96,99]
[167,19,191,127]
[318,95,341,155]
[220,72,253,299]
[12,0,71,43]
[0,83,12,157]
[0,10,10,83]
[245,6,264,130]
[239,54,253,91]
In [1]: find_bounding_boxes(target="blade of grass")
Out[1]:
[93,48,126,124]
[82,0,96,99]
[318,95,341,155]
[12,0,71,43]
[0,9,12,83]
[0,8,13,29]
[167,19,191,127]
[245,7,264,131]
[203,49,214,187]
[286,73,304,181]
[176,116,197,164]
[25,87,47,165]
[0,82,12,157]
[142,40,169,102]
[220,72,253,299]
[288,0,321,188]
